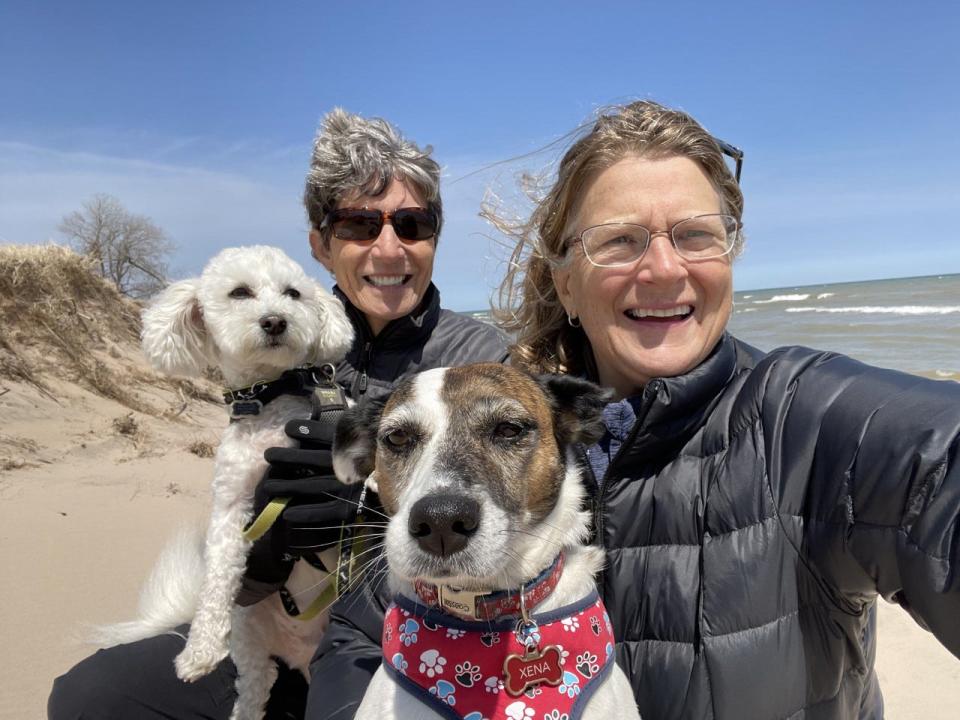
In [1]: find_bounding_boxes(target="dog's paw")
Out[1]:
[174,641,228,682]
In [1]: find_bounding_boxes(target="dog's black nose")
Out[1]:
[408,494,480,557]
[259,315,287,336]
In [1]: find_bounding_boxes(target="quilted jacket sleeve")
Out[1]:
[761,348,960,657]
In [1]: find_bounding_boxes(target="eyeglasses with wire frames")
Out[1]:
[565,214,740,268]
[320,207,438,242]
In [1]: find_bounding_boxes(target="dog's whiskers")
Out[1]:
[283,539,387,601]
[316,491,390,519]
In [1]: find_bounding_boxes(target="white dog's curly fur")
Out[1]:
[98,245,354,720]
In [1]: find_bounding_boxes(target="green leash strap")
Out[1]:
[242,497,291,542]
[288,579,338,622]
[284,518,370,622]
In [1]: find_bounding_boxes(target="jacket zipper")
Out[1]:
[589,379,662,592]
[356,341,373,395]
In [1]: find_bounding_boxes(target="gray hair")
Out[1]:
[304,108,443,245]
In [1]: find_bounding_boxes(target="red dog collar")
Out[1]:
[413,553,565,621]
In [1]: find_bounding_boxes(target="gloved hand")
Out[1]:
[238,415,364,606]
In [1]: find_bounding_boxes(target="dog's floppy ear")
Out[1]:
[307,287,355,366]
[141,279,212,377]
[536,374,612,447]
[333,394,387,485]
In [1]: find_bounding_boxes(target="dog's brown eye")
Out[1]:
[493,422,525,439]
[384,429,412,448]
[229,287,253,299]
[284,287,301,299]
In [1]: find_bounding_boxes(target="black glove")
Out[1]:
[238,415,364,606]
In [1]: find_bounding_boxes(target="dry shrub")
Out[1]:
[0,245,225,421]
[1,457,27,471]
[112,412,139,436]
[0,245,150,410]
[186,438,216,458]
[0,244,140,341]
[172,377,221,404]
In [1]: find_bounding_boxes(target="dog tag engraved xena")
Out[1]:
[502,645,564,697]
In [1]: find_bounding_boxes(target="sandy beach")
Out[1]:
[1,247,957,719]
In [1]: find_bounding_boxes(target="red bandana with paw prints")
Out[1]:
[381,591,615,720]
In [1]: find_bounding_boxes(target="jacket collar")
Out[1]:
[333,282,441,351]
[607,332,741,466]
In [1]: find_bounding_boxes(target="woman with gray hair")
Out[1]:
[48,108,508,720]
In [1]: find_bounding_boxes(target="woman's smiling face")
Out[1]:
[552,154,734,398]
[310,178,436,336]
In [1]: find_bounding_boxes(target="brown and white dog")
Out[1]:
[333,363,640,720]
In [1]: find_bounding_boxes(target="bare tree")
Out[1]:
[59,194,174,298]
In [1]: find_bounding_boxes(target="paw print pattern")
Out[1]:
[558,670,581,698]
[523,684,543,699]
[390,652,408,674]
[399,618,419,647]
[381,599,611,719]
[484,676,503,694]
[590,616,601,636]
[429,679,456,706]
[418,649,447,678]
[454,661,482,687]
[575,651,599,679]
[480,631,501,647]
[384,623,394,643]
[504,700,535,719]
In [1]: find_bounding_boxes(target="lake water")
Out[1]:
[727,274,959,379]
[468,274,960,380]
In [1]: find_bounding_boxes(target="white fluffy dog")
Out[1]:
[99,245,354,720]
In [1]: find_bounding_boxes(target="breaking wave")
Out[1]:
[785,306,960,315]
[753,294,810,304]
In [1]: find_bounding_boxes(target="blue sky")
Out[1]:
[2,1,958,310]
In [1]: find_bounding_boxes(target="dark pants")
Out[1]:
[48,626,307,719]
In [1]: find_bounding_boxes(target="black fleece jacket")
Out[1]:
[332,282,509,400]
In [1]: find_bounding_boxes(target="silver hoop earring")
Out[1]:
[567,314,581,328]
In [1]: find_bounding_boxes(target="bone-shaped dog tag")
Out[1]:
[502,645,563,697]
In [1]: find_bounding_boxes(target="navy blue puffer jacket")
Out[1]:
[588,333,960,719]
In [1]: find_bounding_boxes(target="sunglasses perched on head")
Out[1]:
[321,207,438,242]
[712,136,744,183]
